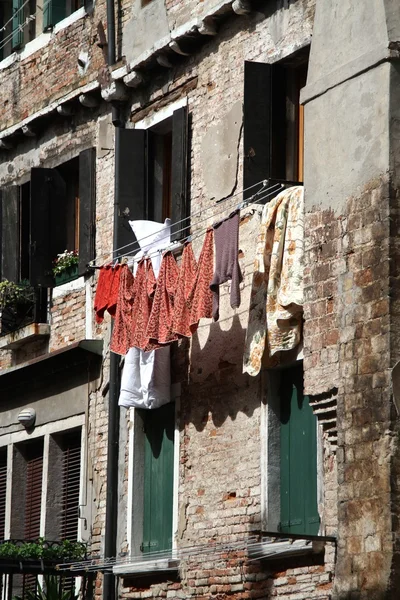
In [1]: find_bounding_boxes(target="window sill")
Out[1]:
[53,276,85,298]
[0,323,50,350]
[113,558,179,577]
[248,537,328,562]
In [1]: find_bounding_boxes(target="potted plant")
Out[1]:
[52,250,79,286]
[0,280,35,334]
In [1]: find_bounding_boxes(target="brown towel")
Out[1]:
[210,209,243,321]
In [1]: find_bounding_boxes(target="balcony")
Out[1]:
[0,285,49,350]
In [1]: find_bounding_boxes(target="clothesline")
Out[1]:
[116,184,284,268]
[90,181,283,268]
[90,179,277,267]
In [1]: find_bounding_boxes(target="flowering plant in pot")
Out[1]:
[52,250,79,284]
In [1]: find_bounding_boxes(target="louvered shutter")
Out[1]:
[0,449,7,541]
[43,0,66,30]
[78,148,96,276]
[280,365,319,535]
[142,403,174,554]
[12,0,23,49]
[60,431,81,541]
[25,445,43,539]
[170,107,189,241]
[243,61,272,201]
[1,186,20,282]
[115,128,146,251]
[30,168,67,287]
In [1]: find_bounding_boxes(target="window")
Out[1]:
[0,0,91,61]
[243,52,308,200]
[127,402,177,564]
[0,0,36,60]
[115,106,189,249]
[2,426,83,542]
[0,148,96,288]
[263,364,319,536]
[141,403,175,554]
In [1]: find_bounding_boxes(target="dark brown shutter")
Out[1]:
[78,148,96,275]
[24,444,43,539]
[170,106,189,241]
[30,168,66,287]
[0,449,7,540]
[60,430,81,541]
[1,186,20,282]
[115,127,146,252]
[243,61,272,201]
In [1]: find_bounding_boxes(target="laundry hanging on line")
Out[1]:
[243,186,305,377]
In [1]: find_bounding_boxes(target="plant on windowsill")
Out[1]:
[52,250,79,286]
[0,538,86,563]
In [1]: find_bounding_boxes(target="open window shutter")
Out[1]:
[280,365,319,535]
[115,128,146,252]
[0,449,7,540]
[78,148,96,275]
[170,106,189,242]
[0,3,4,61]
[60,430,81,541]
[12,0,23,49]
[30,168,66,287]
[25,443,43,539]
[142,403,175,554]
[43,0,66,30]
[243,61,272,201]
[1,186,20,282]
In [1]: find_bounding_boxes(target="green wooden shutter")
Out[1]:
[280,365,319,535]
[43,0,66,31]
[12,0,23,50]
[142,402,175,554]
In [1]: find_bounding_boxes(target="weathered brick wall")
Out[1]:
[0,6,106,130]
[303,176,393,598]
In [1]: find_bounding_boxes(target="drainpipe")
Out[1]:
[103,0,124,599]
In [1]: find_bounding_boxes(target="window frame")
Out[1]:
[261,365,322,536]
[0,414,85,543]
[126,397,180,563]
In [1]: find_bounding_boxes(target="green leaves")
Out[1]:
[0,280,33,311]
[14,575,78,600]
[0,538,86,562]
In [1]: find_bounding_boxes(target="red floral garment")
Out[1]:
[94,265,114,323]
[172,242,198,338]
[131,258,158,351]
[107,263,122,317]
[147,252,180,345]
[190,228,214,333]
[110,265,135,355]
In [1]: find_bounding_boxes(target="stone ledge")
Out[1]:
[113,558,179,577]
[0,323,50,350]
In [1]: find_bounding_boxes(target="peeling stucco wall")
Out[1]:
[122,0,170,66]
[200,101,242,202]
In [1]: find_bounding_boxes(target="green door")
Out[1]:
[280,365,319,535]
[142,402,175,553]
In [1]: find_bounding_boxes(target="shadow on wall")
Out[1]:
[181,313,260,432]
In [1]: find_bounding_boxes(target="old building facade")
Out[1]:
[0,0,399,599]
